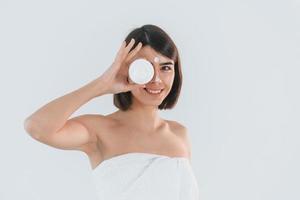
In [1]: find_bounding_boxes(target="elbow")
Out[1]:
[23,118,34,133]
[23,118,42,140]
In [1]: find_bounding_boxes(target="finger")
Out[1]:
[126,42,143,62]
[114,41,127,62]
[125,38,135,48]
[121,40,127,48]
[126,38,135,48]
[113,39,136,70]
[124,38,136,55]
[112,59,129,75]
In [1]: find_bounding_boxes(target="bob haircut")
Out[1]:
[113,24,182,111]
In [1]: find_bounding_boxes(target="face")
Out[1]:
[128,45,175,107]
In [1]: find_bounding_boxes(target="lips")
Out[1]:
[144,88,164,95]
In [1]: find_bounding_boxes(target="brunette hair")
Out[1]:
[113,24,182,110]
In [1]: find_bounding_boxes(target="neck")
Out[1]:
[119,101,163,132]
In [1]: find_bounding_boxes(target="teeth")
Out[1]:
[145,88,162,94]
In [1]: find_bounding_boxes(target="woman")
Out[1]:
[24,24,200,200]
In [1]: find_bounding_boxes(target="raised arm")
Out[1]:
[23,38,144,153]
[23,78,107,151]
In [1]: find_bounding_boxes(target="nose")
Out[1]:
[150,68,162,83]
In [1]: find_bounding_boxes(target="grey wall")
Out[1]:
[0,0,299,199]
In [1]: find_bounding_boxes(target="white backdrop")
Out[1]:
[0,0,299,199]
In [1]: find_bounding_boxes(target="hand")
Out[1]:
[99,38,145,94]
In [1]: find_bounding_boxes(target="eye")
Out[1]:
[161,66,172,71]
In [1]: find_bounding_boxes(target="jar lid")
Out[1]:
[128,59,154,84]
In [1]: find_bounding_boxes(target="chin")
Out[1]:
[132,95,163,106]
[139,97,163,105]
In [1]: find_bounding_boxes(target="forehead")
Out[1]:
[134,45,174,64]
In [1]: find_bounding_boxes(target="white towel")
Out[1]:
[91,152,200,200]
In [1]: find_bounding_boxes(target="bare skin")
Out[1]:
[24,38,192,170]
[81,113,190,170]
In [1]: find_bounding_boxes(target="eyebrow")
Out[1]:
[150,61,174,66]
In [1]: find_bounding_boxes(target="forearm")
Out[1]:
[24,77,107,135]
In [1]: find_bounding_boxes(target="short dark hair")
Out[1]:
[113,24,182,111]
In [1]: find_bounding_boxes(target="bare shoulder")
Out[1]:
[165,119,192,159]
[74,113,118,130]
[165,119,188,136]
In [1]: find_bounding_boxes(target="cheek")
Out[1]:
[162,72,175,85]
[131,87,147,97]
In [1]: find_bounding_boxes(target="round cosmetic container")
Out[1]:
[128,59,154,85]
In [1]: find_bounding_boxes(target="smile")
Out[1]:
[144,88,164,95]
